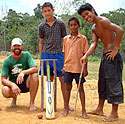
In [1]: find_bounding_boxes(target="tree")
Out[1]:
[34,4,43,19]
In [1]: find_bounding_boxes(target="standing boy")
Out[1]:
[78,3,124,122]
[62,16,89,118]
[1,38,39,111]
[39,2,73,111]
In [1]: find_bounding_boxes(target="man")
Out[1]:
[1,38,39,111]
[77,3,124,122]
[39,2,73,111]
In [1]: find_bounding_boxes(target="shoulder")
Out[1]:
[99,16,111,25]
[56,18,65,25]
[39,21,46,28]
[3,55,12,63]
[22,51,32,56]
[79,33,87,39]
[63,35,70,40]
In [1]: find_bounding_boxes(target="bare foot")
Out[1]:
[10,98,17,107]
[104,115,119,122]
[30,104,37,111]
[62,109,69,116]
[0,107,2,110]
[69,106,74,111]
[87,109,104,116]
[82,111,89,119]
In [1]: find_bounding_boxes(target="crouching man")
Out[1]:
[1,38,39,111]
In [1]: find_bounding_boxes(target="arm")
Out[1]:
[102,18,123,60]
[1,77,21,95]
[80,31,98,64]
[61,37,65,74]
[83,61,88,77]
[39,38,44,58]
[16,66,38,84]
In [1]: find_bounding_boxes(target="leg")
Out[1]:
[88,99,105,116]
[59,76,66,107]
[104,104,119,122]
[27,73,39,111]
[88,59,105,116]
[2,86,17,107]
[78,83,89,119]
[62,83,72,116]
[59,76,74,111]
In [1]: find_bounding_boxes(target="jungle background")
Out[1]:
[0,0,125,61]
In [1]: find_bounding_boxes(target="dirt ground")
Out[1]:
[0,56,125,124]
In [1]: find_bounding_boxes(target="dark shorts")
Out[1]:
[39,53,64,77]
[98,52,124,104]
[63,72,86,84]
[14,75,29,93]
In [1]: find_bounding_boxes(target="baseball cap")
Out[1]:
[11,38,23,46]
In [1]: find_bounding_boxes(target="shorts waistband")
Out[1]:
[103,51,112,56]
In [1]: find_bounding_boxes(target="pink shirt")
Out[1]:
[63,33,89,73]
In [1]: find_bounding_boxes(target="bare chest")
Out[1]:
[95,25,105,38]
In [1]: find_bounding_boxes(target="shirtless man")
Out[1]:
[77,3,124,122]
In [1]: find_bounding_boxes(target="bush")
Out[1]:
[88,55,101,62]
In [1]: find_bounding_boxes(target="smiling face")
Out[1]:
[81,9,95,23]
[11,44,23,56]
[42,6,54,20]
[68,20,80,34]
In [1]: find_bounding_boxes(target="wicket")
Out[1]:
[41,59,57,112]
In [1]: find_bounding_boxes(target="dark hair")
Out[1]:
[42,2,53,10]
[68,16,80,26]
[77,3,98,16]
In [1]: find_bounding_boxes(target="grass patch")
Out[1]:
[86,62,99,80]
[86,62,125,81]
[88,55,101,62]
[0,62,2,73]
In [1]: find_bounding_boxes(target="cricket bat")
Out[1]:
[46,61,55,119]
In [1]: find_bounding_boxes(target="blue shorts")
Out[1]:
[39,53,64,77]
[63,72,86,84]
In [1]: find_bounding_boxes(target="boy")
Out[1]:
[38,2,73,111]
[62,16,89,118]
[1,38,39,111]
[78,3,124,122]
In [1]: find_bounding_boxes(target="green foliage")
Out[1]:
[34,4,44,19]
[0,1,125,61]
[88,55,101,62]
[0,62,2,73]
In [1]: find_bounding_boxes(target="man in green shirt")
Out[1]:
[1,38,39,111]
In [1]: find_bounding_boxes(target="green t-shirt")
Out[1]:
[1,51,37,82]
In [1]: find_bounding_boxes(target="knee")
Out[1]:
[78,87,84,92]
[2,86,11,98]
[31,73,39,84]
[66,84,72,91]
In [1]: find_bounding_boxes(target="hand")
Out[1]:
[106,49,118,61]
[80,55,88,65]
[83,70,88,77]
[61,68,65,74]
[11,83,21,95]
[16,72,24,84]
